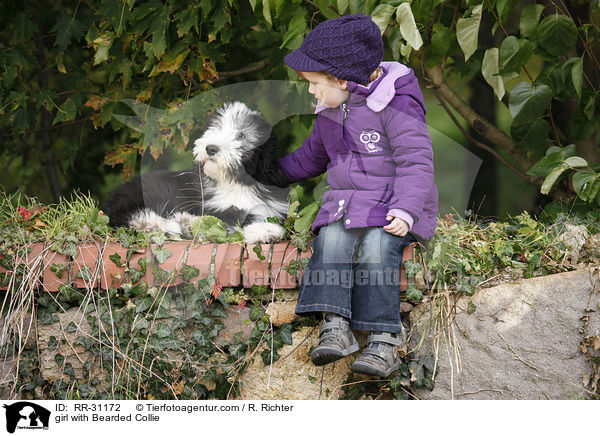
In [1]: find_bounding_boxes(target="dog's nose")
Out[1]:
[206,144,219,156]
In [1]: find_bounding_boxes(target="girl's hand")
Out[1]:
[383,216,409,236]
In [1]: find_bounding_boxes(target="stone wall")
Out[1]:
[409,268,600,399]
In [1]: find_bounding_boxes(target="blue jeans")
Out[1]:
[295,219,416,333]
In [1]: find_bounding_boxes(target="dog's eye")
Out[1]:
[236,132,245,140]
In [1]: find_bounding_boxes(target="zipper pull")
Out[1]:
[342,103,349,120]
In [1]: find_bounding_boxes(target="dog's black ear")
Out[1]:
[243,132,292,188]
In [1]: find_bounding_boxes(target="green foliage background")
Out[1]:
[1,0,599,215]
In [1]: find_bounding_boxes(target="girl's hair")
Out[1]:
[296,67,382,86]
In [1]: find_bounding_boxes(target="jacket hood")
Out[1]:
[315,61,425,114]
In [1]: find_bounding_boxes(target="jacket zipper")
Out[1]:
[341,102,349,120]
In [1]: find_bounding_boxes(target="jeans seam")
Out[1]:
[296,303,351,317]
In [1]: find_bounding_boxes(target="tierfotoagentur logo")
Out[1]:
[2,402,51,433]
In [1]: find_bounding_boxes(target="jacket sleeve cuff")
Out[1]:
[387,209,414,230]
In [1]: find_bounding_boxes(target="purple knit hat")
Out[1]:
[284,14,383,84]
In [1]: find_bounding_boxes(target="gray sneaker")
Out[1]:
[311,313,360,366]
[350,329,405,377]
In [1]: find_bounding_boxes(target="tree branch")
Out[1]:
[424,64,575,202]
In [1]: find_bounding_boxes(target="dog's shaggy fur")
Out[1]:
[103,102,291,243]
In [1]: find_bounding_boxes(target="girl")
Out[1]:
[278,14,438,377]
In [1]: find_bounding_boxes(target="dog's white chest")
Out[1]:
[206,182,279,217]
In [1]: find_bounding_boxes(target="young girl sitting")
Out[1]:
[278,14,438,377]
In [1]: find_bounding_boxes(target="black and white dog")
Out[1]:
[103,102,292,243]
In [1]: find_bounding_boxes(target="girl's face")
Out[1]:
[301,71,349,108]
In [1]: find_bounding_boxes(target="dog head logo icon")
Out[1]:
[3,402,51,433]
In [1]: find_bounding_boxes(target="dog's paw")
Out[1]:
[171,211,201,239]
[242,222,286,244]
[129,209,182,237]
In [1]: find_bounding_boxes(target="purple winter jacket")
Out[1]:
[279,61,438,243]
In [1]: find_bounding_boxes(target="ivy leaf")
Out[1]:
[279,323,293,345]
[180,264,200,282]
[482,48,505,100]
[109,253,123,268]
[467,300,476,314]
[535,14,577,58]
[66,321,78,333]
[253,244,266,261]
[405,283,422,301]
[456,3,482,61]
[403,259,421,279]
[155,322,173,338]
[396,3,423,50]
[153,247,172,265]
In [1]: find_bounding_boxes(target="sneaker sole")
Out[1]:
[350,359,402,377]
[311,342,360,366]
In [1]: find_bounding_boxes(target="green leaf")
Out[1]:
[512,117,550,153]
[572,170,600,201]
[181,264,200,282]
[253,244,266,261]
[155,322,173,338]
[371,4,395,35]
[92,32,115,65]
[279,323,293,345]
[153,247,172,264]
[174,8,199,37]
[53,98,79,124]
[76,266,93,282]
[280,14,306,50]
[431,23,453,56]
[456,3,482,61]
[563,57,583,101]
[294,201,319,234]
[526,150,566,177]
[403,259,421,279]
[150,6,170,58]
[337,0,349,15]
[405,283,422,301]
[66,321,78,333]
[55,353,65,367]
[396,3,423,50]
[535,14,577,58]
[109,253,123,268]
[541,163,569,194]
[520,3,545,38]
[499,36,533,74]
[482,48,505,100]
[509,82,552,120]
[467,300,476,314]
[564,156,588,168]
[51,12,86,52]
